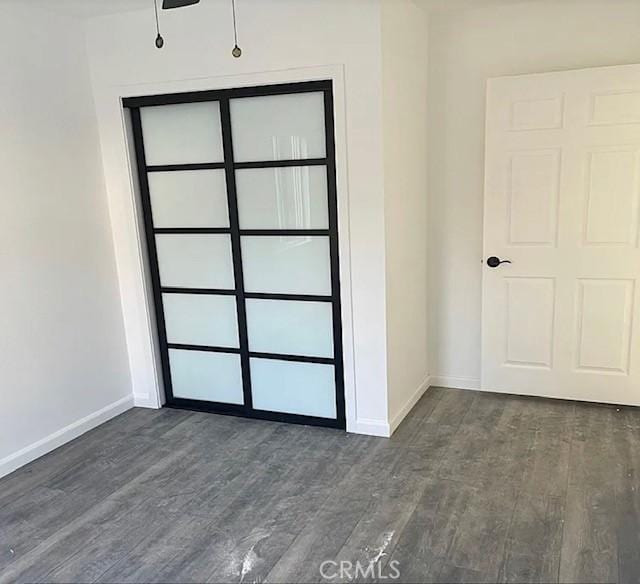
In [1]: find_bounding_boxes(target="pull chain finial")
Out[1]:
[153,0,164,48]
[153,0,164,49]
[231,0,242,57]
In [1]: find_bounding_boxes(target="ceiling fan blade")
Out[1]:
[162,0,200,8]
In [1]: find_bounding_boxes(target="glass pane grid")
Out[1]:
[230,92,326,162]
[236,165,329,230]
[148,169,229,229]
[133,83,342,427]
[234,159,327,168]
[246,298,334,358]
[169,348,243,404]
[163,345,334,363]
[140,101,224,166]
[162,293,239,348]
[155,233,235,290]
[241,235,332,296]
[250,357,336,419]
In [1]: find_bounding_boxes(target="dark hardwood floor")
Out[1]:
[1,387,639,583]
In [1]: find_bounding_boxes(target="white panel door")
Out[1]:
[482,64,640,406]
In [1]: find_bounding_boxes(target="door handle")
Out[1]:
[486,256,512,268]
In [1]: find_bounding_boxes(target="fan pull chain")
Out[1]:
[153,0,164,48]
[231,0,242,57]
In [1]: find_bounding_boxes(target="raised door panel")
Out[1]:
[504,277,556,369]
[575,279,635,374]
[508,149,561,246]
[509,96,564,131]
[583,148,640,246]
[589,91,640,126]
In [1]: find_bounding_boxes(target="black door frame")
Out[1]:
[124,80,346,430]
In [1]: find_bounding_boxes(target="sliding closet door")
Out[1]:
[125,81,345,429]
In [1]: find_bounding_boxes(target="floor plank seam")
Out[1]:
[555,402,576,584]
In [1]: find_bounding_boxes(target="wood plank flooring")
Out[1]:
[1,387,639,583]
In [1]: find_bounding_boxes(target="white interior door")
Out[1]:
[482,64,640,406]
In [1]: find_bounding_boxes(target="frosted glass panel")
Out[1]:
[140,102,223,165]
[236,166,328,229]
[250,358,336,418]
[230,92,326,162]
[156,234,234,289]
[169,349,243,404]
[163,294,238,348]
[246,299,333,357]
[148,170,229,228]
[241,236,331,295]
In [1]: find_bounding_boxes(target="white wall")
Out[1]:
[427,0,640,388]
[0,5,132,477]
[85,0,392,434]
[381,1,430,430]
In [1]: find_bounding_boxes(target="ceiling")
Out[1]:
[420,0,536,12]
[1,0,150,18]
[2,0,539,19]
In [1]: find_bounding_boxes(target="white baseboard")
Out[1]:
[350,374,433,438]
[389,374,432,435]
[0,395,134,479]
[133,392,161,408]
[429,375,481,391]
[351,417,391,438]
